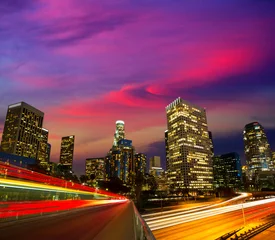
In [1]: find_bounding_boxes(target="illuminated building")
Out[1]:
[149,156,161,169]
[46,143,51,163]
[106,139,134,185]
[134,153,147,175]
[86,158,105,181]
[1,102,44,160]
[113,120,125,147]
[150,167,164,177]
[0,151,36,168]
[165,130,169,169]
[60,135,75,170]
[166,97,213,192]
[37,128,49,168]
[243,122,272,179]
[208,131,214,156]
[213,152,242,189]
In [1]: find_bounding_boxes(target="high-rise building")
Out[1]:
[46,143,51,163]
[134,153,147,175]
[166,97,213,192]
[243,122,272,179]
[165,130,169,170]
[37,128,49,167]
[86,158,105,181]
[149,156,161,169]
[106,138,135,185]
[113,120,125,147]
[1,102,44,160]
[213,152,242,189]
[60,135,75,169]
[208,131,214,156]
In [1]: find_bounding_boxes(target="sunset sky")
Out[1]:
[0,0,275,175]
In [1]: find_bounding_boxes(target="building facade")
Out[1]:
[60,135,75,170]
[166,97,213,193]
[149,156,161,169]
[37,128,49,168]
[1,102,44,160]
[165,130,169,170]
[46,143,51,163]
[134,153,147,175]
[243,122,272,179]
[213,152,242,189]
[208,131,214,156]
[113,120,125,147]
[106,139,135,185]
[86,158,105,181]
[0,151,36,168]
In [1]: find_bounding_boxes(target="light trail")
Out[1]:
[142,192,249,220]
[146,196,275,231]
[0,178,112,198]
[0,162,126,199]
[0,199,128,219]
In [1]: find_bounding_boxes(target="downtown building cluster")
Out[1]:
[165,97,275,194]
[85,120,147,188]
[0,102,75,174]
[1,99,274,193]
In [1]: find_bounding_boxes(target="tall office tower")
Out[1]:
[213,152,242,189]
[106,139,134,185]
[60,135,75,170]
[166,97,213,192]
[243,122,272,179]
[86,158,105,181]
[208,131,214,156]
[113,120,125,147]
[134,153,147,175]
[149,156,161,169]
[37,128,49,167]
[46,143,51,163]
[165,130,169,170]
[1,102,44,160]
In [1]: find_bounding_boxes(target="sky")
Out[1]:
[0,0,275,175]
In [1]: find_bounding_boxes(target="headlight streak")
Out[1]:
[146,196,275,231]
[142,192,249,221]
[0,162,126,200]
[0,178,106,196]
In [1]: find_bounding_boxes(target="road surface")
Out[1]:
[0,201,135,240]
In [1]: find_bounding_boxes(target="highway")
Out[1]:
[0,201,135,240]
[150,200,275,240]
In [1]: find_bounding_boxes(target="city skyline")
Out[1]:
[1,1,275,175]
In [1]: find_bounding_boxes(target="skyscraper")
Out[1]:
[149,156,161,169]
[166,97,213,192]
[46,143,51,163]
[60,135,75,169]
[134,153,147,175]
[165,130,169,170]
[213,152,242,189]
[37,128,49,167]
[208,131,214,156]
[243,122,272,179]
[86,158,105,181]
[113,120,125,147]
[106,138,135,185]
[1,102,44,160]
